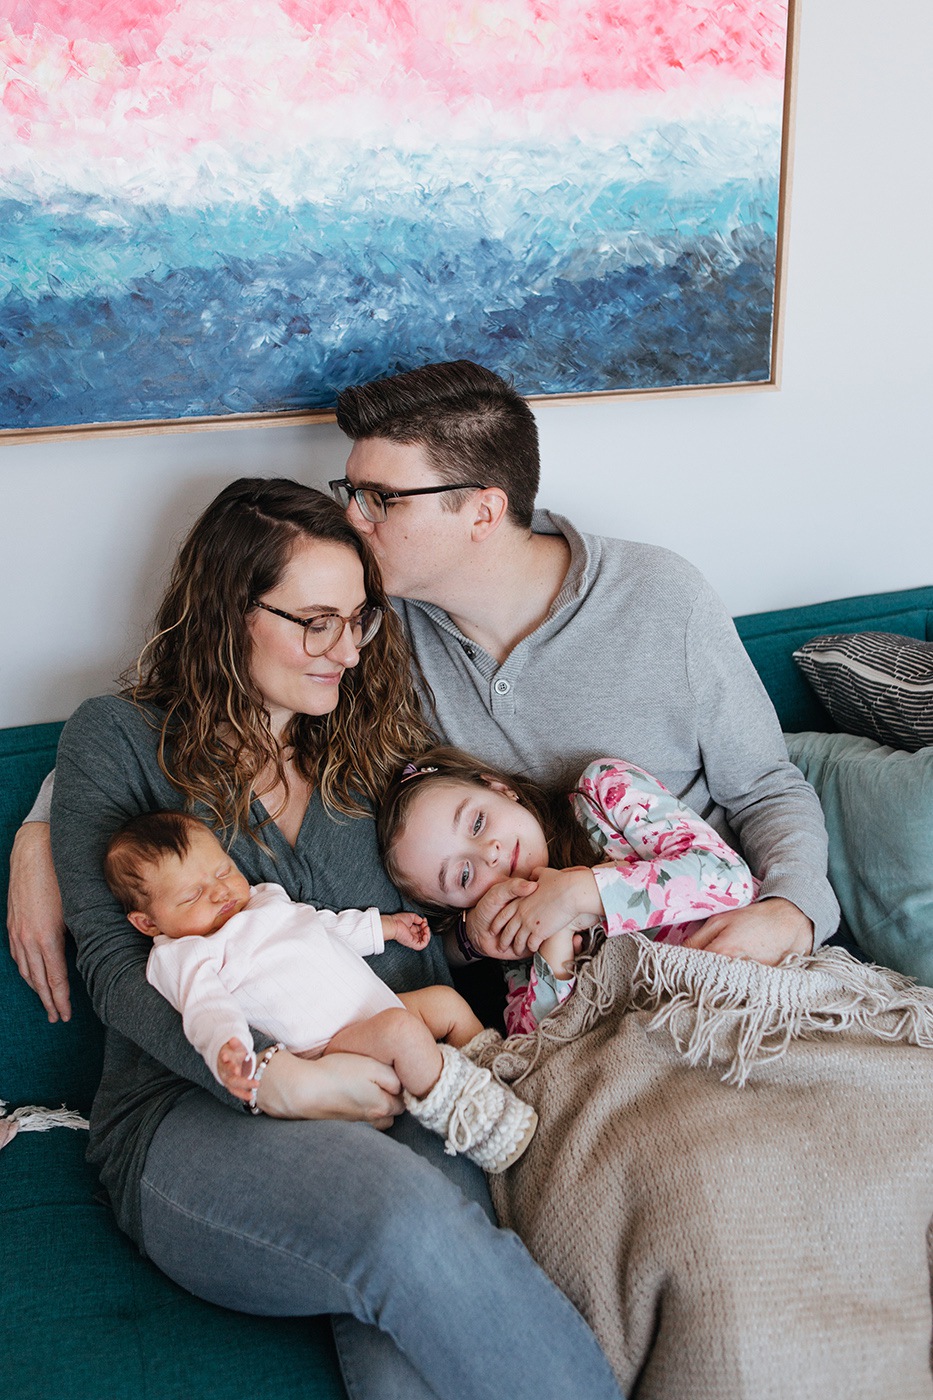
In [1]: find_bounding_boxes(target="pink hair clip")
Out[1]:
[401,763,438,782]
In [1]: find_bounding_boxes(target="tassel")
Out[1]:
[630,940,933,1087]
[0,1099,89,1133]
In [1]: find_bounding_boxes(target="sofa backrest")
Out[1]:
[735,584,933,732]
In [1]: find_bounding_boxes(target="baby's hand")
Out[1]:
[217,1038,257,1102]
[382,911,431,951]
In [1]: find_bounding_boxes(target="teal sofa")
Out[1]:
[3,584,932,1400]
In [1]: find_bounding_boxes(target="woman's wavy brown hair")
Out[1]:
[128,477,435,834]
[376,744,599,915]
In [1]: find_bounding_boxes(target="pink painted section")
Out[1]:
[1,0,788,182]
[6,0,177,63]
[6,0,788,112]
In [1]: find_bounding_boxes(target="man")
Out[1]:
[8,361,836,1020]
[331,360,837,965]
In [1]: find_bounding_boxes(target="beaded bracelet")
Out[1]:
[455,911,486,963]
[248,1042,285,1116]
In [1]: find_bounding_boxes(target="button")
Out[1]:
[461,642,476,660]
[493,678,511,695]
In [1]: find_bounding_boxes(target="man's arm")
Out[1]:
[7,809,70,1022]
[683,579,839,952]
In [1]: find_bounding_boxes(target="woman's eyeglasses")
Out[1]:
[251,601,383,656]
[329,478,485,525]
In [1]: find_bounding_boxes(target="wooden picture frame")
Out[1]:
[1,1,796,444]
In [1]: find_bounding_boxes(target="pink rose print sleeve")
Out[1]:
[571,760,757,946]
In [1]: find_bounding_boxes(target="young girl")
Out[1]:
[378,748,759,1035]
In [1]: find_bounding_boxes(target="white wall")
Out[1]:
[2,0,931,728]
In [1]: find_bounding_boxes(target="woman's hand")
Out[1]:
[7,822,71,1023]
[257,1048,404,1128]
[463,877,538,959]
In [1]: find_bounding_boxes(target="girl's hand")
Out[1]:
[382,911,431,951]
[488,867,603,958]
[7,822,71,1023]
[217,1038,257,1101]
[257,1048,404,1128]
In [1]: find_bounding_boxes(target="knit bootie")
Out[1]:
[461,1027,505,1063]
[404,1043,537,1173]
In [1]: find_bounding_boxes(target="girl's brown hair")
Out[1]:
[376,744,598,912]
[128,478,435,834]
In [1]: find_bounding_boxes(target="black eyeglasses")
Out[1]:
[251,601,383,656]
[329,478,486,524]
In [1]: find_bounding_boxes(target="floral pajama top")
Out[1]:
[503,758,758,1036]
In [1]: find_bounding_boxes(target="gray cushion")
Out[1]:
[786,730,933,986]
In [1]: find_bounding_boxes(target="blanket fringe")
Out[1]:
[0,1099,90,1133]
[477,938,933,1090]
[629,940,933,1087]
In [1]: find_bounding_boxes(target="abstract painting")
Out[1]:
[1,1,793,435]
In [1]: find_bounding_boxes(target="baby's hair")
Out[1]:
[104,810,204,914]
[377,745,598,912]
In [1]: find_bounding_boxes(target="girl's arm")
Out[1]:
[572,759,756,937]
[486,759,755,956]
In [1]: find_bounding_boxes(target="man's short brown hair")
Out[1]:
[336,361,540,528]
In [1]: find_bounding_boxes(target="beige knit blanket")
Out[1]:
[478,936,933,1399]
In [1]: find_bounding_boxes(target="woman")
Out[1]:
[29,478,621,1400]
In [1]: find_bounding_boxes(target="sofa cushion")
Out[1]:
[0,1132,344,1400]
[793,632,933,753]
[786,730,933,986]
[0,722,104,1111]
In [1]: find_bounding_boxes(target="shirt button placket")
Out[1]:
[491,675,515,713]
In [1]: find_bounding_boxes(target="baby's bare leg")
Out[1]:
[398,986,484,1048]
[326,1008,444,1098]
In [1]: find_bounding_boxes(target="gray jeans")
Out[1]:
[140,1091,623,1400]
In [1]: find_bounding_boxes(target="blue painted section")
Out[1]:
[1,166,779,428]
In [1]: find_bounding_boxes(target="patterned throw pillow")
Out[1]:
[793,632,933,752]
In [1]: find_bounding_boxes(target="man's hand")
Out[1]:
[684,897,814,965]
[7,822,71,1022]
